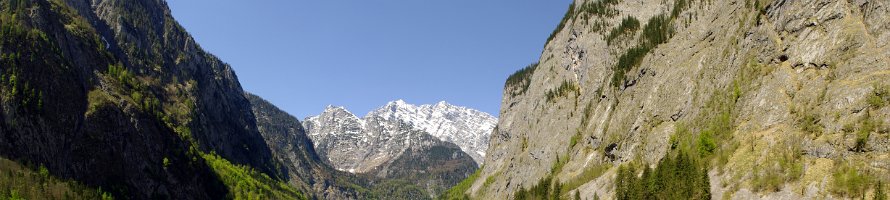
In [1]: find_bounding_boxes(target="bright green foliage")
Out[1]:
[0,157,113,200]
[562,164,610,194]
[751,140,803,192]
[439,168,481,200]
[106,63,165,118]
[162,157,170,168]
[697,130,716,157]
[201,153,306,200]
[615,152,710,200]
[483,175,496,189]
[546,80,580,102]
[867,85,889,108]
[506,63,539,97]
[831,161,874,198]
[855,114,878,152]
[606,17,641,45]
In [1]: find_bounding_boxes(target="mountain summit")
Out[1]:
[368,100,497,164]
[304,100,495,170]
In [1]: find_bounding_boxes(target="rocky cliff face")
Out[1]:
[461,0,890,199]
[246,93,363,199]
[0,0,281,199]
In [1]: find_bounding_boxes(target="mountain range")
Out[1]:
[302,100,495,197]
[3,0,890,199]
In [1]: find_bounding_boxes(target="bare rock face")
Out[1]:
[465,0,890,199]
[246,93,364,199]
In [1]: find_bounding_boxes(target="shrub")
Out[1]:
[606,17,640,45]
[546,80,580,102]
[546,3,576,45]
[615,151,710,200]
[867,85,889,108]
[697,130,716,157]
[855,114,877,152]
[506,63,538,97]
[0,157,113,199]
[201,152,306,200]
[439,168,482,199]
[831,161,874,198]
[513,175,562,200]
[611,46,650,87]
[562,164,610,194]
[610,10,682,87]
[752,140,803,192]
[579,0,620,19]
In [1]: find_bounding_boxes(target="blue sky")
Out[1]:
[167,0,572,118]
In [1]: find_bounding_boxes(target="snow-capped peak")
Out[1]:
[305,100,496,166]
[367,100,496,164]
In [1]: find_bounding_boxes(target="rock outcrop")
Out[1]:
[0,0,279,198]
[461,0,890,199]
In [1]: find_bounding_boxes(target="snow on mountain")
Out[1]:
[303,100,496,173]
[367,100,497,164]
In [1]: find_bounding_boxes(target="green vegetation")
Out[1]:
[611,0,689,87]
[793,107,822,135]
[867,84,889,108]
[551,155,569,175]
[751,140,803,192]
[105,63,163,118]
[0,157,113,200]
[606,17,641,45]
[483,175,496,189]
[831,161,876,198]
[546,2,576,45]
[615,151,710,200]
[370,179,430,200]
[611,46,652,87]
[201,153,305,200]
[0,1,55,113]
[506,63,539,97]
[854,113,880,152]
[513,175,562,200]
[546,80,580,102]
[439,168,482,200]
[696,130,717,157]
[578,0,620,20]
[561,164,610,194]
[612,48,778,199]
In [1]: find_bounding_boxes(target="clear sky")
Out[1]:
[167,0,572,119]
